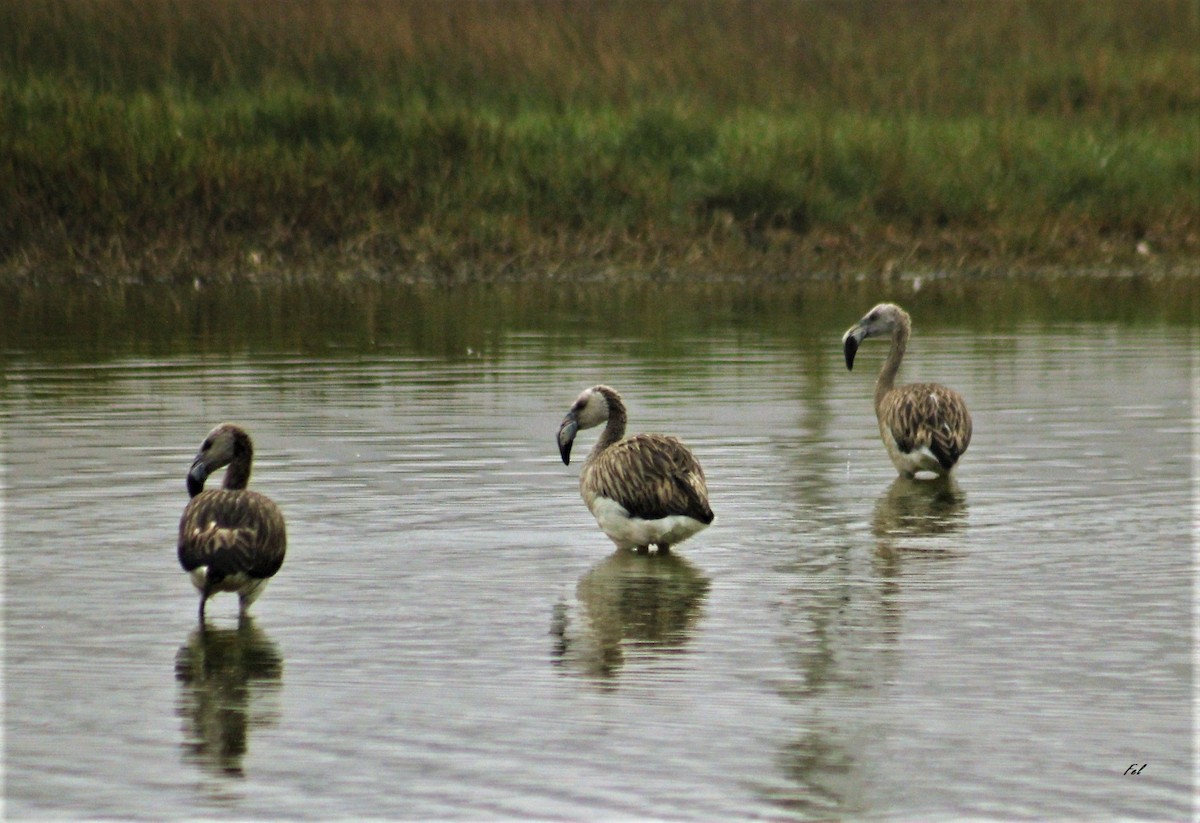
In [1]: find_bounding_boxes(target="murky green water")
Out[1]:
[3,276,1195,819]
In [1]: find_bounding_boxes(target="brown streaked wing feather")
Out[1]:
[587,434,713,523]
[178,490,286,581]
[882,383,972,470]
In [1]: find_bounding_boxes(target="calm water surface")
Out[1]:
[3,280,1195,819]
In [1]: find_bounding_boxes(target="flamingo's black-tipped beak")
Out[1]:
[842,327,865,371]
[557,415,579,465]
[187,459,208,497]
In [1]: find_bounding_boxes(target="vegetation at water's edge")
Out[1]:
[2,0,1197,287]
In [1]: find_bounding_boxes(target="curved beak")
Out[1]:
[186,457,209,497]
[557,413,579,465]
[842,325,866,371]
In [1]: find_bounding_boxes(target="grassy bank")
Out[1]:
[2,0,1197,287]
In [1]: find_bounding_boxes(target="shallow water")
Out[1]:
[3,279,1195,819]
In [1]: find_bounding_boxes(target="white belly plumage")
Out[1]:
[880,426,944,477]
[188,567,268,604]
[586,495,709,550]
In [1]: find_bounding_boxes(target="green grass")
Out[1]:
[1,0,1197,286]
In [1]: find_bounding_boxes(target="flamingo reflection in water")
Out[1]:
[175,617,283,778]
[551,550,710,682]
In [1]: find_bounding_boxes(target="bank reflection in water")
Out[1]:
[551,551,711,681]
[174,618,283,778]
[871,476,967,554]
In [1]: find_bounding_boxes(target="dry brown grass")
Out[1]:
[2,0,1196,286]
